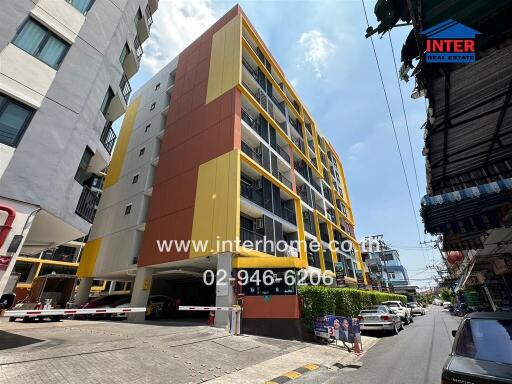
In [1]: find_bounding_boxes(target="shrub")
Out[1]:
[299,286,407,331]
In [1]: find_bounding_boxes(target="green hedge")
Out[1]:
[299,286,407,331]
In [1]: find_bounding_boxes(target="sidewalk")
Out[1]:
[0,319,379,384]
[205,336,379,384]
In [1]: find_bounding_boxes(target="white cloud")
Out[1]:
[298,30,335,79]
[141,0,217,74]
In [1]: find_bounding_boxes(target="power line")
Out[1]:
[360,0,426,262]
[387,32,423,204]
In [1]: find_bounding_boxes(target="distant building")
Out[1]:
[361,235,411,292]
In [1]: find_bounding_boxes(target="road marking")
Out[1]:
[264,363,319,384]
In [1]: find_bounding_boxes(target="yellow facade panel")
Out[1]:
[190,149,240,258]
[206,15,241,104]
[76,238,102,277]
[104,97,141,189]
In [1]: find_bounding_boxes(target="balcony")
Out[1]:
[135,8,150,42]
[306,123,312,134]
[241,109,262,138]
[242,56,258,82]
[293,137,305,153]
[315,201,325,215]
[278,172,292,189]
[241,181,263,207]
[281,205,296,225]
[120,73,132,104]
[76,186,99,223]
[289,117,301,134]
[310,178,321,193]
[145,4,153,28]
[241,141,262,166]
[323,187,332,202]
[277,144,290,163]
[240,227,265,252]
[100,121,117,155]
[134,36,143,61]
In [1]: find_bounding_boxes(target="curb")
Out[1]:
[264,363,319,384]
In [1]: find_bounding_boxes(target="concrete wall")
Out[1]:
[87,58,179,278]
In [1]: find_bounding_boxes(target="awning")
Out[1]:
[421,178,512,250]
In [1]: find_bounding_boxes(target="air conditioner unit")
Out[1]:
[255,218,264,230]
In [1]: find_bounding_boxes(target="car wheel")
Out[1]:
[8,317,15,322]
[404,316,410,325]
[400,320,404,330]
[393,322,399,335]
[409,315,414,323]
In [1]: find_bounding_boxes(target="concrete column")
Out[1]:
[214,253,235,329]
[128,267,152,322]
[75,277,93,305]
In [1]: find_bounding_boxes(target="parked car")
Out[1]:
[433,299,443,306]
[382,301,413,324]
[111,295,171,320]
[77,294,130,319]
[407,302,426,316]
[443,301,452,309]
[357,305,403,335]
[442,312,512,383]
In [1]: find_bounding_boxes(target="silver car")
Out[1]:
[407,302,426,316]
[357,305,403,335]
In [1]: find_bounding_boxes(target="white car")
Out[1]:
[443,301,452,309]
[382,301,413,324]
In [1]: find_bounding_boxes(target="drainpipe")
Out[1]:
[0,205,16,249]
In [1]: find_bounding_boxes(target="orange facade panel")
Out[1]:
[138,6,242,267]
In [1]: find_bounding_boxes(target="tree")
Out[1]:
[440,288,453,302]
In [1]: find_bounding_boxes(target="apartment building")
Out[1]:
[77,5,365,336]
[0,0,159,295]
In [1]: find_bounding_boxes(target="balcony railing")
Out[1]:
[100,121,117,155]
[242,57,258,82]
[281,205,296,225]
[145,4,153,27]
[240,227,265,252]
[277,144,290,163]
[293,137,305,153]
[297,186,308,204]
[241,141,262,166]
[76,186,99,223]
[120,73,132,103]
[134,36,143,61]
[306,123,312,134]
[315,201,325,215]
[241,181,264,207]
[323,187,332,202]
[278,172,292,189]
[310,178,321,193]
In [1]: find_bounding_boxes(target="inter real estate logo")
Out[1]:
[420,19,481,63]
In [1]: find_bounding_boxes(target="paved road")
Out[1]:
[294,306,461,384]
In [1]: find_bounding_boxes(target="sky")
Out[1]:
[128,0,441,289]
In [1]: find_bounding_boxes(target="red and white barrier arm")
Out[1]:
[179,306,234,311]
[1,307,147,317]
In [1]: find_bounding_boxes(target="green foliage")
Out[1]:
[440,288,454,302]
[299,286,407,331]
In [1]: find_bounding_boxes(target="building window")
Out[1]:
[139,147,145,156]
[74,146,94,184]
[66,0,95,14]
[100,87,114,116]
[124,204,132,215]
[0,94,34,147]
[145,124,151,132]
[150,102,156,111]
[119,43,130,65]
[388,272,396,280]
[13,18,70,69]
[155,83,160,91]
[132,174,139,184]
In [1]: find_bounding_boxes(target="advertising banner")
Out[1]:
[314,315,362,352]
